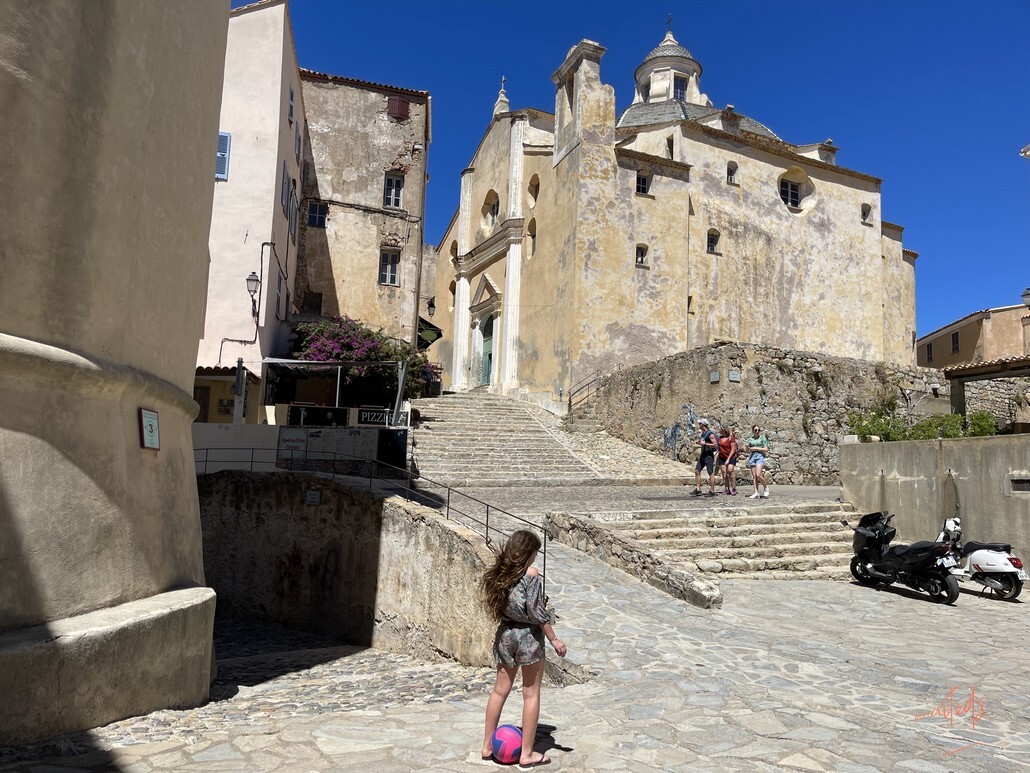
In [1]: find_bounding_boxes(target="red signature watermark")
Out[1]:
[913,685,986,731]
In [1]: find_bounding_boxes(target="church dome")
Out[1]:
[642,31,697,65]
[634,30,702,84]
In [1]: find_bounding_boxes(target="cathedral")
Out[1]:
[431,31,917,410]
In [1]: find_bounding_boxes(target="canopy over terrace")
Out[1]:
[262,357,408,425]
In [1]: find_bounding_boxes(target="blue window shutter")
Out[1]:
[215,132,231,181]
[281,161,288,212]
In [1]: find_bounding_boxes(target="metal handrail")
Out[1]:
[566,369,602,423]
[193,446,549,591]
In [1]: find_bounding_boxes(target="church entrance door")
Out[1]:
[480,315,493,386]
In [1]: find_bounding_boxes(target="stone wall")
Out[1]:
[965,377,1030,430]
[546,512,722,609]
[198,472,496,666]
[595,343,945,485]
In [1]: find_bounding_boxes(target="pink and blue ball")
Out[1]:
[491,724,523,764]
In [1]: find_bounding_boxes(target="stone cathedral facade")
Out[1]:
[431,31,917,410]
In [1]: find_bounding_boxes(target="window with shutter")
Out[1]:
[215,132,231,181]
[288,87,295,125]
[387,95,410,120]
[295,123,302,163]
[280,162,289,214]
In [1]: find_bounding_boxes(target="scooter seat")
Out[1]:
[887,540,938,558]
[962,540,1012,556]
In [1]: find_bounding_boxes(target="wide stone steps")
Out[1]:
[635,530,851,552]
[411,394,598,486]
[660,540,852,561]
[619,519,850,541]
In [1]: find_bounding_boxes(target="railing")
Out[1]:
[566,369,601,425]
[194,446,549,591]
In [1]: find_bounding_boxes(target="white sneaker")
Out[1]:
[749,492,760,499]
[761,490,770,498]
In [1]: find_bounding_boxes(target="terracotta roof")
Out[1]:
[299,67,428,98]
[942,355,1030,379]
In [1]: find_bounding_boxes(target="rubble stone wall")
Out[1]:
[595,343,946,485]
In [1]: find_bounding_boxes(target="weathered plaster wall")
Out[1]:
[841,435,1030,557]
[0,0,227,742]
[595,343,945,484]
[200,0,297,373]
[199,472,496,666]
[298,74,428,341]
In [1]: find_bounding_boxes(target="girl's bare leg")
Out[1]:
[519,660,548,765]
[482,665,516,758]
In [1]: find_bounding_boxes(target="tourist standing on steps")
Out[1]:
[716,426,739,495]
[746,425,772,498]
[691,419,719,497]
[481,530,567,768]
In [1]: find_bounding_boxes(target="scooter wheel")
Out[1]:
[850,556,878,586]
[994,575,1023,601]
[927,573,960,604]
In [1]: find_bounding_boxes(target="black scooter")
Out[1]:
[841,512,960,604]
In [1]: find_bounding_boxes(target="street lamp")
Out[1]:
[1022,286,1030,309]
[246,272,260,318]
[427,296,436,317]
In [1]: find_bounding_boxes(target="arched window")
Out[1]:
[482,190,500,228]
[726,161,738,185]
[527,218,537,258]
[528,175,540,209]
[777,167,815,212]
[448,280,456,313]
[707,229,721,254]
[861,203,872,223]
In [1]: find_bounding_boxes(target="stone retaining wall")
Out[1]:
[595,343,946,485]
[966,377,1030,430]
[198,472,496,667]
[545,512,722,609]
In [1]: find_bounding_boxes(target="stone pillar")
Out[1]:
[500,238,522,390]
[457,168,473,256]
[507,116,526,220]
[451,274,471,390]
[1022,314,1030,356]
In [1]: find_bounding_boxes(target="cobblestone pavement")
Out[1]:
[3,487,1029,772]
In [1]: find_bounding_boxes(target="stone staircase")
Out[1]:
[592,501,857,580]
[561,396,601,433]
[410,393,599,487]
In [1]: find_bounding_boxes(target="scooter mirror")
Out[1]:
[840,519,849,526]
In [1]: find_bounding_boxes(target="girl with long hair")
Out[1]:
[480,529,567,768]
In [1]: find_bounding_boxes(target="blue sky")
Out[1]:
[258,0,1030,337]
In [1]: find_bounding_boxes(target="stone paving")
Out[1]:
[3,486,1029,772]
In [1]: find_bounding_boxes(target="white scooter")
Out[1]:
[936,517,1026,600]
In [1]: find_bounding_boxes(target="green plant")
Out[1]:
[965,411,998,437]
[908,414,963,440]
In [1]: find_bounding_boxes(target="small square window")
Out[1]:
[780,179,800,207]
[384,174,404,208]
[379,250,400,286]
[387,95,410,120]
[636,173,651,195]
[951,332,960,353]
[307,202,328,228]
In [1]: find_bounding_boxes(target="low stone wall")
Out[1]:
[595,343,946,485]
[198,472,496,667]
[545,512,722,609]
[840,435,1030,556]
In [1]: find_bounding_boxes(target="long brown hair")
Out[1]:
[481,529,541,621]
